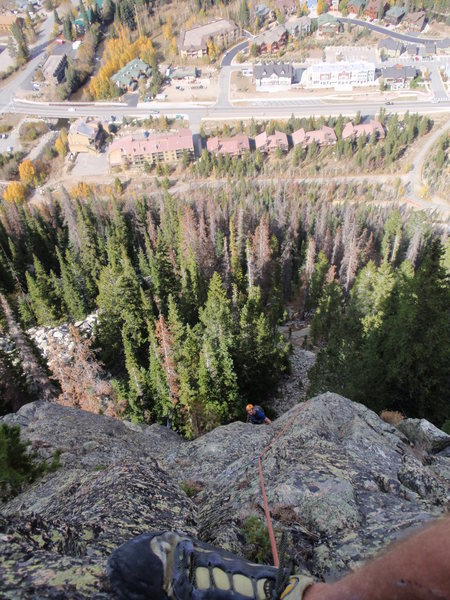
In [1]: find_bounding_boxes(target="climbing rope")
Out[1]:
[257,402,309,568]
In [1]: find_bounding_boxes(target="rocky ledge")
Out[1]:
[1,393,449,597]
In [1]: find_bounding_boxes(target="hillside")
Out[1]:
[1,393,449,598]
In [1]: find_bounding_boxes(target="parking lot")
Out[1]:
[69,152,109,178]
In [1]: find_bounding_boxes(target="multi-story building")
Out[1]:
[317,13,340,34]
[274,0,298,14]
[301,61,376,89]
[254,62,293,91]
[292,126,337,148]
[0,14,24,34]
[377,37,404,58]
[251,25,288,54]
[403,11,426,32]
[365,0,387,20]
[108,130,194,169]
[178,19,240,59]
[347,0,366,14]
[384,5,405,25]
[68,118,106,155]
[42,54,68,84]
[285,17,312,37]
[381,64,417,89]
[110,58,151,92]
[206,134,251,157]
[342,120,385,141]
[255,131,289,153]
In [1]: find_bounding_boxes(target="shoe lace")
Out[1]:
[263,532,293,600]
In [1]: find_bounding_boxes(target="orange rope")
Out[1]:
[257,402,308,567]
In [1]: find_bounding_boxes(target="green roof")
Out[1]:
[349,0,366,8]
[317,13,338,25]
[110,58,151,87]
[386,6,405,17]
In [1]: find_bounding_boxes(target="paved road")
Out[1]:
[8,98,450,122]
[338,17,442,45]
[218,39,251,108]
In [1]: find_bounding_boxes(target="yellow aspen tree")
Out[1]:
[3,182,28,203]
[18,160,37,187]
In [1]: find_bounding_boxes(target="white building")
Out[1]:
[253,62,293,92]
[301,61,376,90]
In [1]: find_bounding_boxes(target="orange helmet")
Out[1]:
[246,404,254,412]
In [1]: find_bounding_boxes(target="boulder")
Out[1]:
[398,418,450,453]
[1,394,449,597]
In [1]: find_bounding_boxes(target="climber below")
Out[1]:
[246,404,272,425]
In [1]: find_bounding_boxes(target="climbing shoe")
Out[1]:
[107,531,314,600]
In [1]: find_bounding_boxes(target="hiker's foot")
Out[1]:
[107,531,314,599]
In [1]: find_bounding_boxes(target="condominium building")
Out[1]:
[292,126,337,148]
[108,130,194,169]
[254,62,293,91]
[178,19,240,58]
[206,134,251,157]
[301,61,376,89]
[68,118,106,155]
[255,131,289,153]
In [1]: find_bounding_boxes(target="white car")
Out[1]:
[68,107,75,112]
[7,146,13,152]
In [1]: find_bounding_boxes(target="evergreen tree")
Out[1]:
[63,16,73,41]
[25,256,59,325]
[56,248,87,321]
[53,8,61,25]
[11,21,29,63]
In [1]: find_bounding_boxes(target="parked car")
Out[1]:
[385,100,393,105]
[7,146,13,152]
[148,110,160,116]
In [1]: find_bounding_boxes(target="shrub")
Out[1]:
[239,516,272,563]
[181,479,203,498]
[380,410,404,426]
[0,423,61,501]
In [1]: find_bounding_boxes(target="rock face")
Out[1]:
[27,313,98,359]
[1,394,449,597]
[398,418,450,454]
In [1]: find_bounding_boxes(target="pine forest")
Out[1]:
[0,182,449,436]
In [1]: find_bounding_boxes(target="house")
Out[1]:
[206,134,251,157]
[110,58,151,92]
[274,0,298,14]
[285,16,311,37]
[301,61,376,89]
[292,126,337,148]
[254,62,293,91]
[255,130,289,153]
[384,5,405,26]
[405,44,418,58]
[381,64,417,89]
[377,37,404,58]
[365,0,387,20]
[317,13,340,34]
[403,11,426,32]
[418,42,436,59]
[342,119,385,141]
[178,19,240,58]
[68,118,106,155]
[254,4,273,25]
[347,0,366,14]
[251,25,288,54]
[436,38,450,55]
[169,67,198,83]
[42,54,68,84]
[108,129,194,169]
[0,14,24,33]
